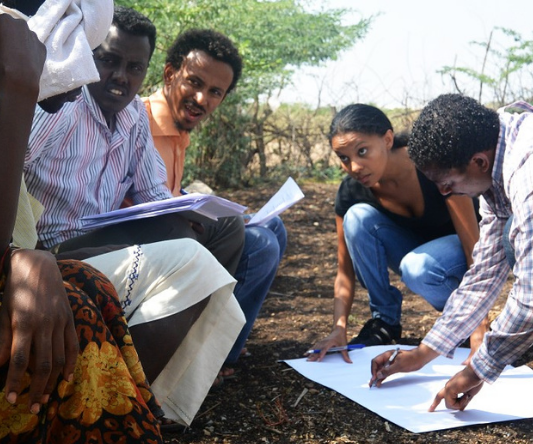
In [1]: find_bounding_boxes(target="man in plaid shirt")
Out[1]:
[370,94,533,411]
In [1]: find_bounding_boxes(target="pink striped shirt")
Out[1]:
[24,86,171,248]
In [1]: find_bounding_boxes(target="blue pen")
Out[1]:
[306,344,365,354]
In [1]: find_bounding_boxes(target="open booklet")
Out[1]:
[246,177,305,226]
[81,177,304,230]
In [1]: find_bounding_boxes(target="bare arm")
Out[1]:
[370,343,439,387]
[333,215,357,337]
[308,215,356,362]
[0,17,78,413]
[0,15,45,247]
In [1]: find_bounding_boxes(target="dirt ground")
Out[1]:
[164,181,533,444]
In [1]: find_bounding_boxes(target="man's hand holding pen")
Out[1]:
[369,347,400,388]
[369,344,439,388]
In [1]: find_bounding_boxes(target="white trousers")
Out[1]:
[85,238,245,425]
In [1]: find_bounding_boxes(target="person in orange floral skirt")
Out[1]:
[0,3,163,443]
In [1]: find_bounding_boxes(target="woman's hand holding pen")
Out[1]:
[306,327,352,363]
[369,344,438,387]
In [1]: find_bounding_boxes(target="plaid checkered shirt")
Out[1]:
[423,102,533,383]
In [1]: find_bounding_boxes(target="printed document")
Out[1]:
[81,177,304,229]
[247,177,304,226]
[81,193,247,229]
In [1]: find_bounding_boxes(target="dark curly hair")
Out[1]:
[408,94,500,171]
[328,103,409,149]
[166,29,242,94]
[1,0,42,16]
[112,6,156,59]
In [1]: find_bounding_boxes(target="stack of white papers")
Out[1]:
[81,177,305,230]
[81,193,247,229]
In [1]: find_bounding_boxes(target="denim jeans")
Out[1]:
[226,216,287,363]
[343,204,467,326]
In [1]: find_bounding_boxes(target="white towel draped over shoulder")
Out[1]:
[0,0,113,101]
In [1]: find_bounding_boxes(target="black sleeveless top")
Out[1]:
[335,170,458,243]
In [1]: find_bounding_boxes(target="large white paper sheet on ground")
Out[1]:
[284,345,533,433]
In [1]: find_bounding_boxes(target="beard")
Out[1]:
[173,119,194,133]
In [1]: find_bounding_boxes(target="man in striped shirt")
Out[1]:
[370,94,533,411]
[24,6,280,391]
[23,7,244,276]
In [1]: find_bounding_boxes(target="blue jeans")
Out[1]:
[343,204,467,326]
[226,216,287,363]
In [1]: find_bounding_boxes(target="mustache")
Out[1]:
[186,99,206,115]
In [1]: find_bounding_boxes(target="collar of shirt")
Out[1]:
[81,85,141,141]
[146,89,189,142]
[494,105,533,208]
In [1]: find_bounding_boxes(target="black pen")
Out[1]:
[370,346,400,388]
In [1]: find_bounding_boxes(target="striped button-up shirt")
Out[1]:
[423,102,533,383]
[24,86,171,248]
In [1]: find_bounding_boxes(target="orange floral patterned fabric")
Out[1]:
[0,260,163,443]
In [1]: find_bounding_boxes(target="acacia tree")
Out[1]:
[439,28,533,107]
[265,103,333,171]
[118,0,370,187]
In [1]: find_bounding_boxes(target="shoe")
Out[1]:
[219,366,237,380]
[348,318,402,346]
[158,416,186,433]
[240,347,252,358]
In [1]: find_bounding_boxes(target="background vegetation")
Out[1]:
[117,0,370,187]
[439,27,533,107]
[117,0,533,189]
